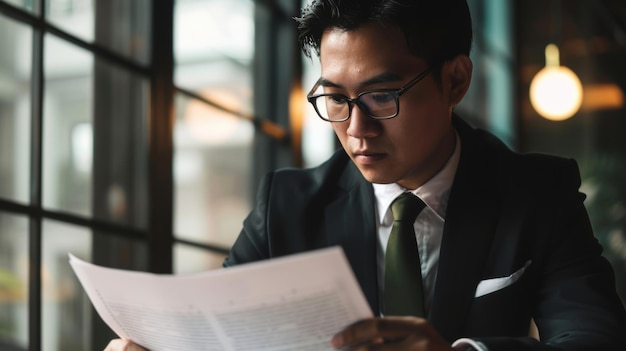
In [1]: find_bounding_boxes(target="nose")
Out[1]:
[346,103,382,138]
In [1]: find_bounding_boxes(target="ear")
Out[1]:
[443,55,473,107]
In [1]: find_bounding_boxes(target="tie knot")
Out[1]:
[391,193,425,223]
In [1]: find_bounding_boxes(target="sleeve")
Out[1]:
[479,158,626,351]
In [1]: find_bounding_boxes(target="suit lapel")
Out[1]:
[429,117,500,341]
[324,162,380,316]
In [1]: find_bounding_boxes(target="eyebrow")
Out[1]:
[316,72,404,90]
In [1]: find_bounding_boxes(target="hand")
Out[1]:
[331,316,453,350]
[104,339,148,351]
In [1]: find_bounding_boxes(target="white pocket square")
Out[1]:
[474,260,532,298]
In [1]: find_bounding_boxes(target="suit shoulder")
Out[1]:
[269,149,358,194]
[482,138,581,194]
[464,126,581,194]
[465,125,577,174]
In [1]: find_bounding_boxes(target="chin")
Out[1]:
[360,172,396,185]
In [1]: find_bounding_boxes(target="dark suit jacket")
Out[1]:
[224,116,626,350]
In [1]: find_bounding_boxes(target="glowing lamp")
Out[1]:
[529,44,583,121]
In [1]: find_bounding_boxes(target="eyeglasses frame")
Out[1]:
[306,67,432,122]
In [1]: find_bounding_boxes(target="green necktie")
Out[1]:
[384,192,427,317]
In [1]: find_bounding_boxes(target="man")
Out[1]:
[106,0,626,350]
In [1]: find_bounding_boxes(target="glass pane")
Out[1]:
[0,14,32,203]
[93,0,152,66]
[42,220,149,351]
[46,0,151,65]
[174,243,227,273]
[42,34,93,217]
[90,57,150,229]
[0,212,29,350]
[173,0,254,248]
[173,93,253,247]
[43,34,150,229]
[302,53,335,168]
[42,220,92,351]
[1,0,38,13]
[174,0,253,103]
[46,0,94,42]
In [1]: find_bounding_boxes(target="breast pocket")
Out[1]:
[474,260,532,298]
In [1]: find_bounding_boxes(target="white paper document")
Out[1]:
[69,247,373,351]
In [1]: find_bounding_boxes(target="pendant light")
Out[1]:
[529,44,583,121]
[529,0,583,121]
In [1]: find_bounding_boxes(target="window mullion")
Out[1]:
[28,23,45,351]
[149,0,175,274]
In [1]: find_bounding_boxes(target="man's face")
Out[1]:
[318,24,459,189]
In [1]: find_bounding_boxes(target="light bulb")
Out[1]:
[529,44,583,121]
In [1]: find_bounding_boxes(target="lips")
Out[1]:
[353,151,387,165]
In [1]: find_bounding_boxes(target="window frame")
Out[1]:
[0,0,298,349]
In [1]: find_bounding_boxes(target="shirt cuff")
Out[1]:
[452,338,489,351]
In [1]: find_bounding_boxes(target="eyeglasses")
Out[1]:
[306,67,432,122]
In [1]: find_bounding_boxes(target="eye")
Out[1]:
[327,94,348,105]
[365,91,395,105]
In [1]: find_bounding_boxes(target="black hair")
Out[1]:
[295,0,472,68]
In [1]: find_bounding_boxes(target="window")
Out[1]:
[0,0,299,349]
[172,0,256,272]
[0,1,155,349]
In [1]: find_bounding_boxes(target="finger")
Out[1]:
[337,334,428,351]
[331,318,382,349]
[104,339,148,351]
[376,316,430,339]
[380,319,452,351]
[332,317,427,349]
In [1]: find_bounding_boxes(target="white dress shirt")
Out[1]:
[373,132,460,315]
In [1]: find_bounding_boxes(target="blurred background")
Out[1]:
[0,0,625,350]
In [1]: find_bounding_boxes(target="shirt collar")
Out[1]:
[372,131,461,224]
